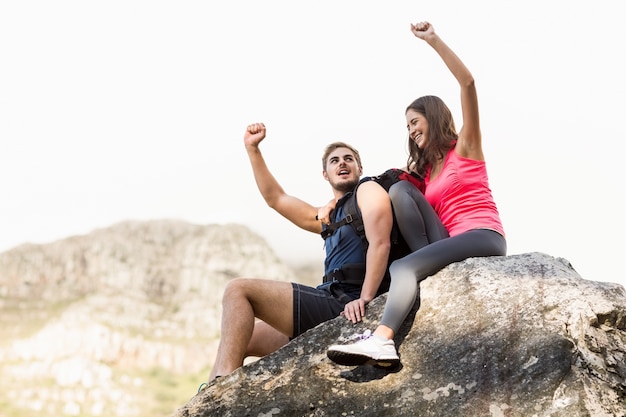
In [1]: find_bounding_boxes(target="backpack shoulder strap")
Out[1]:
[320,178,370,249]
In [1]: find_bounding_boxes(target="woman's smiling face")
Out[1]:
[406,109,428,149]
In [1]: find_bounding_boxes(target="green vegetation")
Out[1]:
[126,366,213,417]
[0,364,213,417]
[0,298,73,343]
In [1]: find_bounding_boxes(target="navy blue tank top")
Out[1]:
[323,201,365,275]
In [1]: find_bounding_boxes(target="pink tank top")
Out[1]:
[424,149,504,237]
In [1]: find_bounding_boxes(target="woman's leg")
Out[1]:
[327,229,506,366]
[389,181,448,252]
[380,229,506,334]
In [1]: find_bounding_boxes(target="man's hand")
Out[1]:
[342,298,367,323]
[244,122,267,148]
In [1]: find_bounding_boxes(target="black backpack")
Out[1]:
[321,168,423,293]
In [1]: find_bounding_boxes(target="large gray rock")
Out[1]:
[175,252,626,417]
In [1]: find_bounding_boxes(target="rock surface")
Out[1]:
[175,252,626,417]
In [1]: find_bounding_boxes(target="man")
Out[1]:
[206,122,393,382]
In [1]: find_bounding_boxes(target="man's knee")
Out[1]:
[222,278,292,304]
[222,278,254,302]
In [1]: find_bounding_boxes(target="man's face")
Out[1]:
[323,147,362,193]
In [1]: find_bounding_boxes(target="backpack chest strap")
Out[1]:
[321,213,355,239]
[322,263,366,284]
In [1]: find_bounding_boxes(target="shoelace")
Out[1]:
[359,329,373,340]
[197,375,222,394]
[197,382,208,393]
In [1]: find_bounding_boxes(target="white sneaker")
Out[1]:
[327,330,400,368]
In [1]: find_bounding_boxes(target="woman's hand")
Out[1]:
[316,198,336,224]
[410,21,434,40]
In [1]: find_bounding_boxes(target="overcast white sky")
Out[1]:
[1,1,625,288]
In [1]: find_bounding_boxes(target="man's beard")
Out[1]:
[331,177,359,194]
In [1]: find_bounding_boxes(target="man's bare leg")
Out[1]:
[246,320,290,358]
[209,278,293,380]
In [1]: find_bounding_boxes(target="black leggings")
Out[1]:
[381,181,507,333]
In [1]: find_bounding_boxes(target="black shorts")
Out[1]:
[291,282,354,337]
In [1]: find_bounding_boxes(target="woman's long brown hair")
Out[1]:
[406,95,458,179]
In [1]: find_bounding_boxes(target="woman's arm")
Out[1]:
[411,21,483,160]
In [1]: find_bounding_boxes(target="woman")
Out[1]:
[326,21,507,367]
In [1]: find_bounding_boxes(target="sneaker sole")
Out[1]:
[327,350,400,368]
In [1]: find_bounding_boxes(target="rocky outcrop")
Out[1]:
[0,219,293,304]
[0,220,305,417]
[176,252,626,417]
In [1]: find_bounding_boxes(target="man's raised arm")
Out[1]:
[243,122,322,234]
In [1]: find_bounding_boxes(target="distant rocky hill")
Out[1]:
[0,220,321,417]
